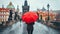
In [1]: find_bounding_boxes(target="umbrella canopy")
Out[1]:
[22,11,38,24]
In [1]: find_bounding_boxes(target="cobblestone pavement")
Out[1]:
[0,21,60,34]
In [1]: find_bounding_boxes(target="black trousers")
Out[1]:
[27,25,34,34]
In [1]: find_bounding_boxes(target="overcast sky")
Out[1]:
[0,0,60,12]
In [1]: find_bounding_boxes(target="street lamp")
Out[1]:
[47,4,50,21]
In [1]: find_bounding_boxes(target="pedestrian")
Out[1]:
[22,11,38,34]
[26,22,35,34]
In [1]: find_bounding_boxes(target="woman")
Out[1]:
[26,22,35,34]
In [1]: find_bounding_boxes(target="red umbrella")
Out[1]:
[22,11,38,24]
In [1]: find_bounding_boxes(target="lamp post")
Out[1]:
[47,4,50,21]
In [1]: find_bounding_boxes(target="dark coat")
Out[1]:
[27,23,35,31]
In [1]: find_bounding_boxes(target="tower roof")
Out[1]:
[9,2,12,5]
[24,0,28,6]
[17,5,19,12]
[0,8,9,12]
[7,2,15,9]
[41,6,46,11]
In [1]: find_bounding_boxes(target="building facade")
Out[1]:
[54,10,60,21]
[37,9,56,21]
[0,8,9,22]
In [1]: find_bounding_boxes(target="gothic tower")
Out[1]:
[22,0,30,14]
[2,4,4,8]
[17,5,19,12]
